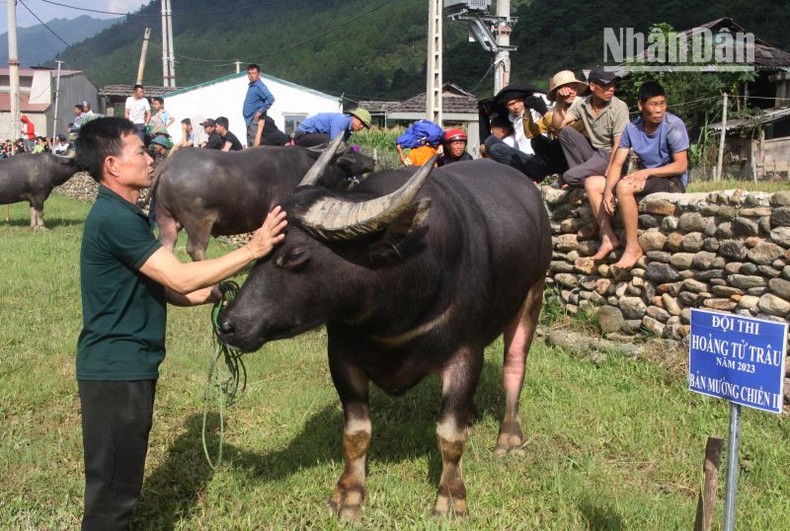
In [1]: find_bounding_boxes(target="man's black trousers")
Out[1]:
[78,379,156,530]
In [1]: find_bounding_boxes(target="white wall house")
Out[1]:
[160,71,342,146]
[0,67,98,140]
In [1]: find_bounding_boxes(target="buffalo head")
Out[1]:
[218,156,435,352]
[303,134,376,191]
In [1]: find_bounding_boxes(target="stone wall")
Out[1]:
[542,186,790,341]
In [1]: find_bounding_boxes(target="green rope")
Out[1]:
[202,280,247,469]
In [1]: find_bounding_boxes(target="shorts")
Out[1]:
[637,176,685,198]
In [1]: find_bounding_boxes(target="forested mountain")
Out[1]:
[0,15,117,67]
[53,0,789,101]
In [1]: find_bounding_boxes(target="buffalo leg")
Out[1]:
[155,205,179,252]
[327,352,371,522]
[30,197,45,229]
[496,277,545,456]
[184,217,215,262]
[433,347,482,517]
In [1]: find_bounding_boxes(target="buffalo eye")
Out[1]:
[275,247,310,270]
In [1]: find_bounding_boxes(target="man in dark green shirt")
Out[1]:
[75,117,287,530]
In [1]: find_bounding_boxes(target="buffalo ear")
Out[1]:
[275,247,310,270]
[366,198,431,264]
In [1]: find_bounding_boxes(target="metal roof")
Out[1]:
[98,85,180,98]
[0,67,84,77]
[709,106,790,132]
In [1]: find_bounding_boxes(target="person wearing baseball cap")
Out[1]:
[293,108,371,147]
[550,65,629,260]
[200,118,224,150]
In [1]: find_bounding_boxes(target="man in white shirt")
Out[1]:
[483,85,554,182]
[124,84,151,142]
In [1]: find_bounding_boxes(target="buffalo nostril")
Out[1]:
[219,319,234,335]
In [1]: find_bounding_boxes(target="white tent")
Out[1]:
[162,71,341,147]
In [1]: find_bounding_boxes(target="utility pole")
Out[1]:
[426,0,443,126]
[7,0,20,151]
[161,0,169,87]
[493,0,512,94]
[6,0,18,222]
[137,27,151,85]
[166,0,175,87]
[52,60,63,144]
[446,1,517,96]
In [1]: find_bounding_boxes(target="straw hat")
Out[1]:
[548,70,588,102]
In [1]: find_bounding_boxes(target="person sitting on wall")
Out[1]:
[483,84,556,182]
[214,116,244,152]
[595,81,689,269]
[257,115,290,146]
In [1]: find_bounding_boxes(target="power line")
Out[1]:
[37,0,291,18]
[17,0,124,76]
[37,0,151,17]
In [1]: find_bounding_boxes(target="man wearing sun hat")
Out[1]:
[551,65,630,261]
[293,108,371,147]
[551,66,629,189]
[522,69,589,177]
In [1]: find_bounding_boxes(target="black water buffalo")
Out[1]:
[152,138,375,260]
[0,152,79,228]
[218,157,552,519]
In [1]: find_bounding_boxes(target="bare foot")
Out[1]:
[613,246,644,269]
[591,238,620,261]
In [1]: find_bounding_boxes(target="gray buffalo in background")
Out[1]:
[218,156,552,519]
[151,140,375,260]
[0,153,80,229]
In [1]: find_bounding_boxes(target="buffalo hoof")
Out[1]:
[495,425,525,457]
[432,494,467,517]
[328,488,364,522]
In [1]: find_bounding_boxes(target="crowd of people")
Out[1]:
[465,65,688,271]
[6,61,688,274]
[62,62,690,529]
[0,113,75,158]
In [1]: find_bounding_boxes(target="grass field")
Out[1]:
[1,195,788,529]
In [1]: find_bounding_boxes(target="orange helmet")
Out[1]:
[443,129,467,143]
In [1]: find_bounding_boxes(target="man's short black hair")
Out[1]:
[181,118,191,125]
[75,117,137,183]
[247,64,260,72]
[152,96,164,105]
[490,114,513,132]
[133,84,144,91]
[215,116,229,129]
[638,81,666,103]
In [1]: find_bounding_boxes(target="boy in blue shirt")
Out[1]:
[594,81,689,269]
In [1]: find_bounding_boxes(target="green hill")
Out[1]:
[54,0,789,101]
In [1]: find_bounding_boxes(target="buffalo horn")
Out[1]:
[298,155,436,241]
[297,133,346,187]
